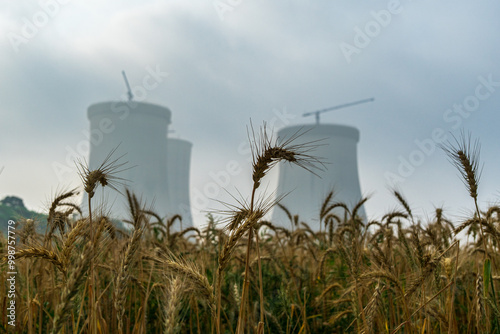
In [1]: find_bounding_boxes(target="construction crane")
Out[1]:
[121,70,134,101]
[303,97,374,124]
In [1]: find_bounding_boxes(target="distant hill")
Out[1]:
[0,196,47,234]
[0,196,131,237]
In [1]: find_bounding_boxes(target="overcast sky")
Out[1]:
[1,0,500,227]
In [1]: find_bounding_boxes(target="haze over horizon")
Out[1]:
[1,1,500,227]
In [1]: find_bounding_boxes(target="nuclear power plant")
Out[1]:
[271,98,372,230]
[82,78,368,232]
[82,100,193,228]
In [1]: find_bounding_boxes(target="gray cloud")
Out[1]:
[1,0,500,225]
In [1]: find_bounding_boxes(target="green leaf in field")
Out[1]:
[484,258,491,297]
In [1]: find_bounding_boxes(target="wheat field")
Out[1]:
[1,128,499,334]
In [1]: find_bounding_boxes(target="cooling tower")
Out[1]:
[166,138,193,228]
[272,124,365,230]
[82,101,193,228]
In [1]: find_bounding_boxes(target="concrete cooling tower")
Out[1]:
[272,124,365,230]
[81,101,193,228]
[166,138,193,227]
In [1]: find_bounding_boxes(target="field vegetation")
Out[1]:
[1,127,499,333]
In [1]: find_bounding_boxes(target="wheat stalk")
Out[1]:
[114,224,144,333]
[360,283,383,334]
[148,254,216,319]
[476,275,485,333]
[51,242,94,334]
[13,247,66,276]
[163,277,183,334]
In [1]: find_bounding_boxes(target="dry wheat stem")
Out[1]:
[476,275,485,332]
[441,132,489,259]
[360,283,383,334]
[148,254,216,319]
[51,242,95,334]
[391,281,454,334]
[115,224,144,333]
[12,247,66,276]
[163,277,183,334]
